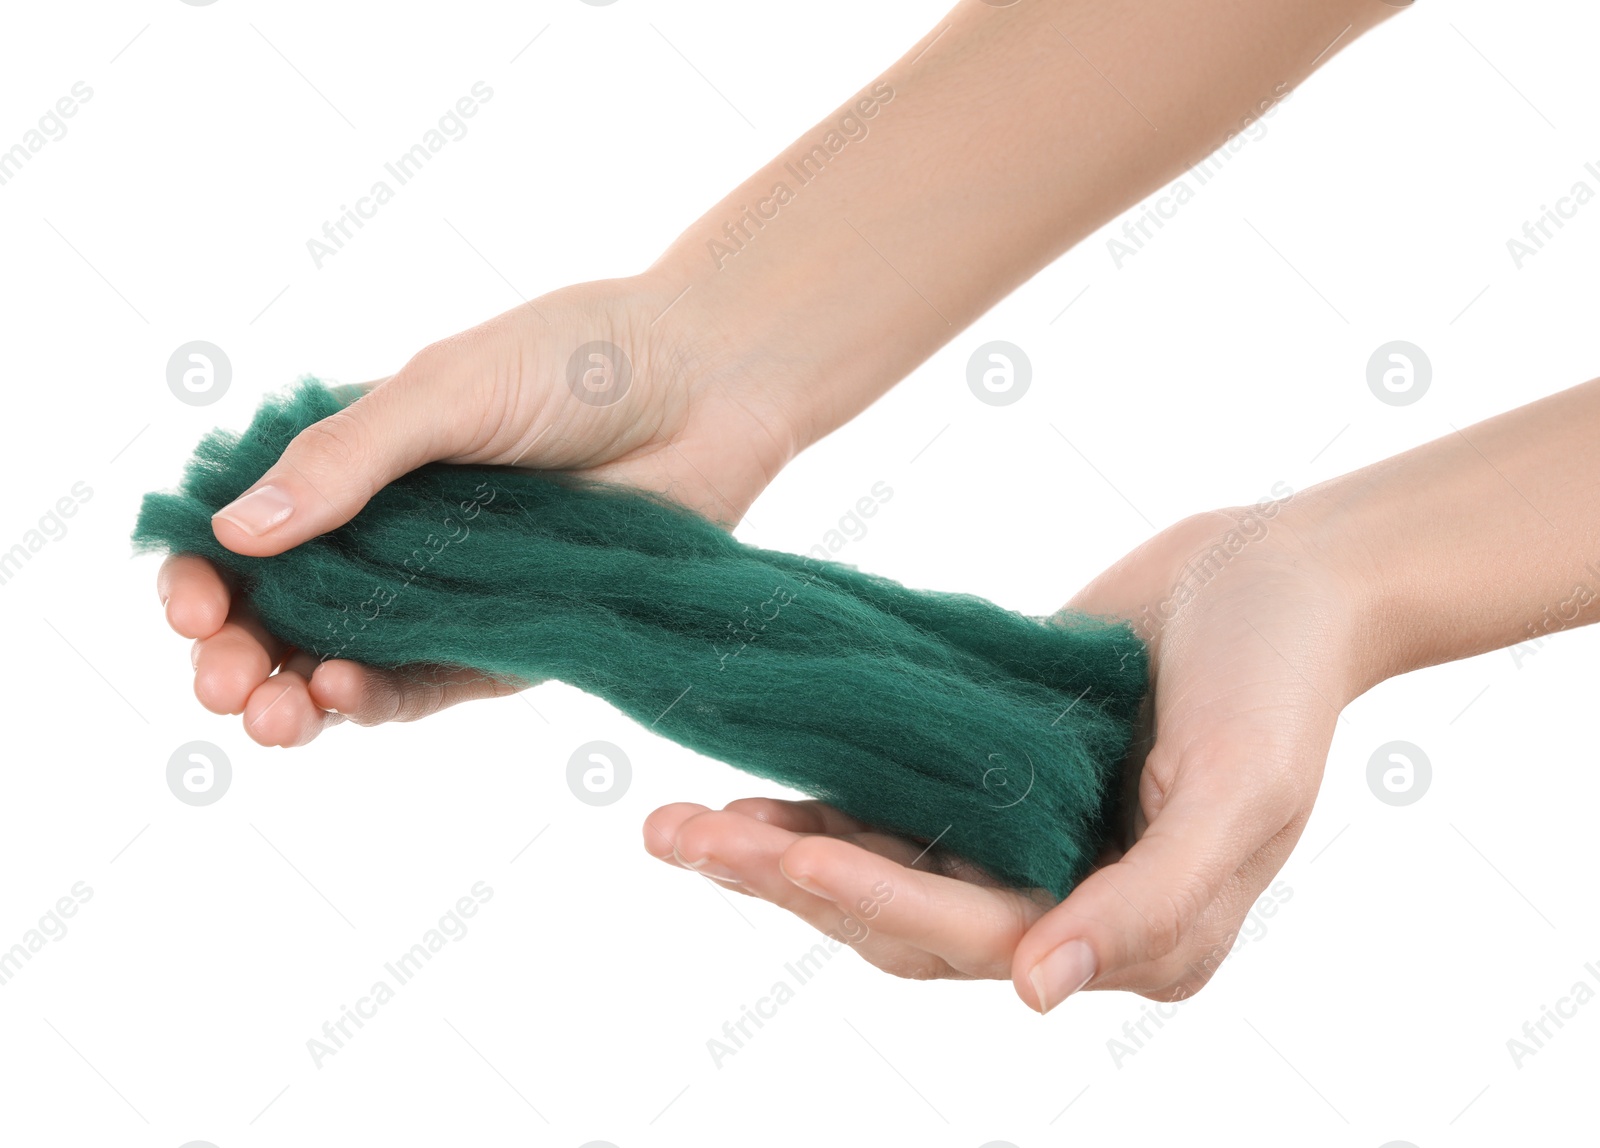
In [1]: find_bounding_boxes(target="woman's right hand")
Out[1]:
[158,274,796,747]
[640,502,1368,1008]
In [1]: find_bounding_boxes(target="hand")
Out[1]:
[642,500,1371,1009]
[159,0,1402,752]
[158,275,795,747]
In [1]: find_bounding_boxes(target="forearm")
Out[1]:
[651,0,1394,452]
[1301,378,1600,699]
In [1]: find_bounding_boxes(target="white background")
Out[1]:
[1,1,1597,1145]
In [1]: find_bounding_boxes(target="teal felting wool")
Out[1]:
[131,380,1148,897]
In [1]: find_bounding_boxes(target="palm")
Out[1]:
[645,507,1358,1006]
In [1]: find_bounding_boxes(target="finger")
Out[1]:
[211,370,456,556]
[191,611,290,715]
[642,803,715,865]
[670,808,957,977]
[1011,743,1290,1013]
[243,652,343,748]
[643,800,879,869]
[641,802,783,901]
[158,554,232,639]
[306,660,522,725]
[716,798,1028,887]
[1107,818,1306,996]
[667,806,800,886]
[708,799,964,883]
[779,835,1047,978]
[718,797,873,836]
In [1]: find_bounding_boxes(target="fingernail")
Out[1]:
[1028,939,1096,1015]
[683,854,742,884]
[214,485,295,536]
[778,861,832,900]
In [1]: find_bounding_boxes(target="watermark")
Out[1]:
[320,482,494,662]
[567,741,631,806]
[981,749,1035,810]
[1366,340,1431,406]
[0,480,93,589]
[1505,159,1600,270]
[706,880,893,1068]
[306,881,493,1068]
[1107,80,1292,269]
[306,81,495,269]
[1508,559,1600,667]
[967,340,1031,406]
[707,81,895,270]
[0,81,93,190]
[167,340,231,406]
[167,741,232,806]
[1106,880,1293,1067]
[715,481,893,669]
[804,480,893,562]
[566,340,631,406]
[1129,482,1294,643]
[1366,740,1430,807]
[715,581,800,670]
[1505,959,1600,1069]
[0,882,94,988]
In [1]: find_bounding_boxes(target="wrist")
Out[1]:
[617,265,805,496]
[629,243,868,463]
[1274,476,1418,704]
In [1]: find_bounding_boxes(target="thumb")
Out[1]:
[211,374,449,556]
[1010,747,1270,1013]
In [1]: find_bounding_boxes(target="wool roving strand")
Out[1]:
[131,380,1149,898]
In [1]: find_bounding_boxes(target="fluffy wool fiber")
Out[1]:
[131,380,1148,897]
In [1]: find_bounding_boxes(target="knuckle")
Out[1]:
[721,797,770,817]
[1118,878,1210,967]
[1172,940,1231,994]
[398,676,448,723]
[1148,885,1201,959]
[423,678,450,716]
[671,812,724,862]
[394,340,453,385]
[877,952,949,982]
[1143,968,1214,1004]
[997,893,1045,951]
[1138,742,1184,810]
[1140,918,1243,1001]
[396,338,477,403]
[296,410,368,471]
[486,675,524,699]
[1259,770,1310,827]
[355,676,404,726]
